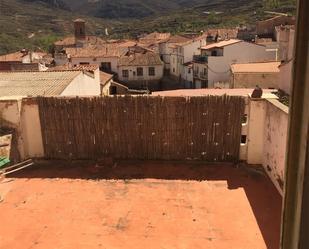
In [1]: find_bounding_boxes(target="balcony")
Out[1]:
[193,55,208,63]
[194,72,208,79]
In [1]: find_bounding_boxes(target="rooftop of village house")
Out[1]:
[231,61,281,73]
[201,39,242,50]
[0,50,47,62]
[152,88,277,97]
[48,64,99,72]
[0,71,83,96]
[64,44,125,58]
[118,48,163,67]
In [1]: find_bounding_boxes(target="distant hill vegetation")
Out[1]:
[60,0,296,19]
[0,0,297,54]
[21,0,70,10]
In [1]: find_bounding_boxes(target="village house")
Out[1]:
[63,45,123,74]
[256,15,295,39]
[193,39,276,88]
[138,32,171,52]
[230,61,281,89]
[205,28,239,43]
[277,25,295,95]
[169,36,207,80]
[182,62,194,88]
[53,19,137,73]
[0,50,50,71]
[99,71,143,96]
[275,25,295,61]
[101,75,148,96]
[158,35,191,74]
[54,19,106,51]
[0,70,100,97]
[117,46,164,90]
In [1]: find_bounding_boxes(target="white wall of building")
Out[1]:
[0,97,44,160]
[192,62,208,88]
[170,38,206,77]
[159,42,171,70]
[61,71,101,96]
[207,42,276,87]
[20,99,44,159]
[279,61,293,94]
[263,99,288,195]
[247,99,267,165]
[117,65,163,82]
[231,72,280,89]
[277,27,295,95]
[246,97,289,196]
[181,65,194,87]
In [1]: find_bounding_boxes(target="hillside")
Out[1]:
[0,0,119,54]
[21,0,70,10]
[0,0,297,55]
[60,0,296,19]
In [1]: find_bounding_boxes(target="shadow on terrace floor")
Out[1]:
[9,160,282,249]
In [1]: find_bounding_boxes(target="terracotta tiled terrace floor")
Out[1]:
[0,161,282,249]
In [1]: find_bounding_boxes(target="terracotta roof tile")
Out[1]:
[206,29,239,39]
[118,51,163,67]
[201,39,242,50]
[231,62,281,73]
[0,71,81,96]
[152,88,276,97]
[66,44,123,58]
[48,64,99,72]
[100,72,113,86]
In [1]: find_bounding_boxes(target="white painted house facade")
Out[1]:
[117,48,164,91]
[194,39,277,88]
[169,36,207,79]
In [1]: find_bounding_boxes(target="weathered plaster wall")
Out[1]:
[279,61,293,95]
[20,99,44,159]
[0,97,23,160]
[232,72,279,89]
[0,98,21,128]
[61,71,101,96]
[263,99,289,195]
[246,97,289,195]
[0,98,44,160]
[247,99,267,164]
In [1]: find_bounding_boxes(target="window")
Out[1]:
[203,68,207,76]
[173,68,175,73]
[188,68,191,74]
[194,66,199,75]
[100,62,112,72]
[137,67,143,76]
[110,86,117,95]
[241,135,247,145]
[211,50,218,56]
[242,114,248,124]
[149,67,155,76]
[80,62,89,65]
[122,70,129,78]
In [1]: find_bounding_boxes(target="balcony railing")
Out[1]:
[193,72,208,79]
[193,55,208,63]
